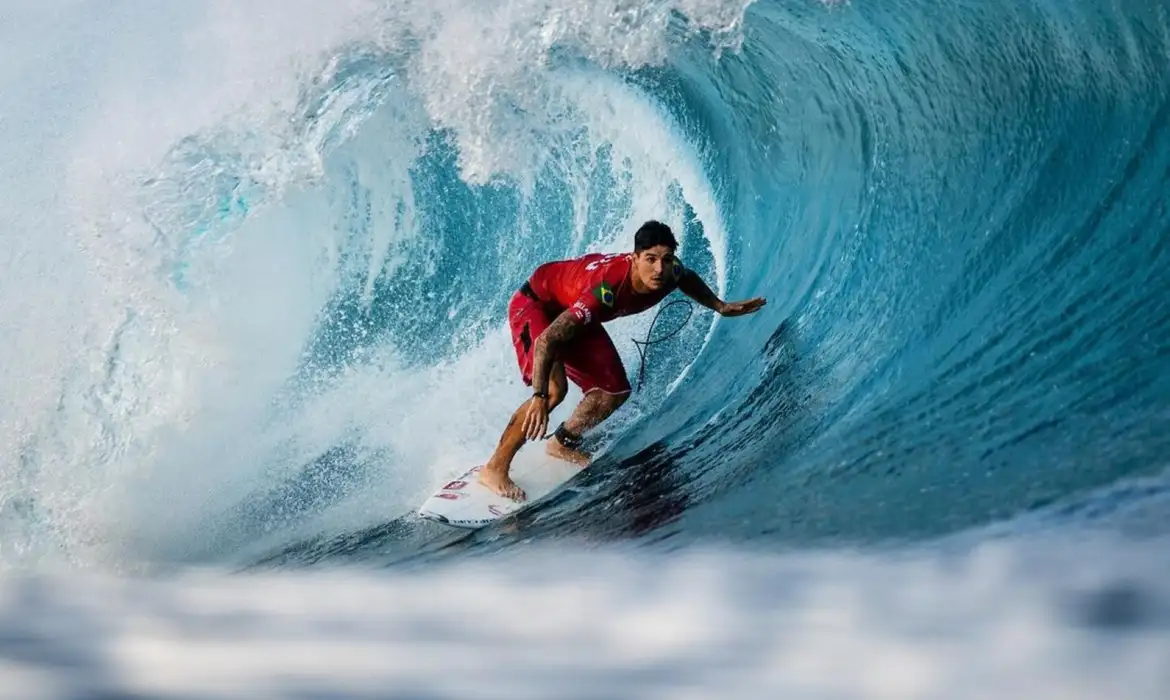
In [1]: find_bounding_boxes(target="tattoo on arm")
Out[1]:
[531,313,580,395]
[677,270,724,312]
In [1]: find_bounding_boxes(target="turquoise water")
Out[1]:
[2,2,1170,696]
[2,0,1169,581]
[233,0,1170,561]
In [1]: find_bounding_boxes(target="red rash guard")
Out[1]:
[507,251,685,394]
[527,252,683,325]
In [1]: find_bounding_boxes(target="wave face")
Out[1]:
[4,1,1170,696]
[2,0,1170,573]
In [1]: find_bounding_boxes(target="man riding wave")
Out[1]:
[480,220,767,501]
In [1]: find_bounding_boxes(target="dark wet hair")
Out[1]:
[633,220,678,252]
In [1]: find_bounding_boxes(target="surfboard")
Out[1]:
[417,449,584,528]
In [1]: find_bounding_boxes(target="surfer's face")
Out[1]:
[633,245,676,291]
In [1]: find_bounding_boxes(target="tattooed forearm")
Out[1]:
[542,313,581,346]
[531,313,580,395]
[677,270,724,312]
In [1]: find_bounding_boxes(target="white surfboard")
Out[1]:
[418,450,584,528]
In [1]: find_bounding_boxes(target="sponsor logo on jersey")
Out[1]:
[584,253,623,271]
[571,301,592,324]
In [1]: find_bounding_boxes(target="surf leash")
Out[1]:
[632,299,694,391]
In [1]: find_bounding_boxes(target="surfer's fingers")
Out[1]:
[523,405,543,440]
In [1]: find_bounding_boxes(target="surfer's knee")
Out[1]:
[597,389,628,414]
[548,380,567,409]
[577,388,627,425]
[546,364,568,409]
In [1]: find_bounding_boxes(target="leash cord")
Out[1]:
[632,299,694,391]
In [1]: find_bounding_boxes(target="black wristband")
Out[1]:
[532,391,549,400]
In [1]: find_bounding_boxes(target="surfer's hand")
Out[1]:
[719,297,766,317]
[523,396,549,440]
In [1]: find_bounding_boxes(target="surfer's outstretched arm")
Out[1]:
[677,269,725,312]
[678,270,767,317]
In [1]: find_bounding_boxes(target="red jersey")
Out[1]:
[526,252,683,327]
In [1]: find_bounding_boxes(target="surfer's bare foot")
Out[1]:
[479,464,526,501]
[546,439,590,467]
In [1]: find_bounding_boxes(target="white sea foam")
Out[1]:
[1,537,1168,699]
[0,0,746,569]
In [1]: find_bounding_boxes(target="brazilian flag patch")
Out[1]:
[593,281,615,307]
[671,258,684,281]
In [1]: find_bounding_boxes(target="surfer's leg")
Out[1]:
[546,389,628,465]
[480,362,567,501]
[549,327,630,465]
[482,293,560,500]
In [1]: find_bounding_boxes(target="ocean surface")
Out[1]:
[1,0,1169,697]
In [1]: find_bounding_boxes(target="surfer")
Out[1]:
[479,220,767,500]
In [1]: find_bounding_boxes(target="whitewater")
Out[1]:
[2,0,1169,697]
